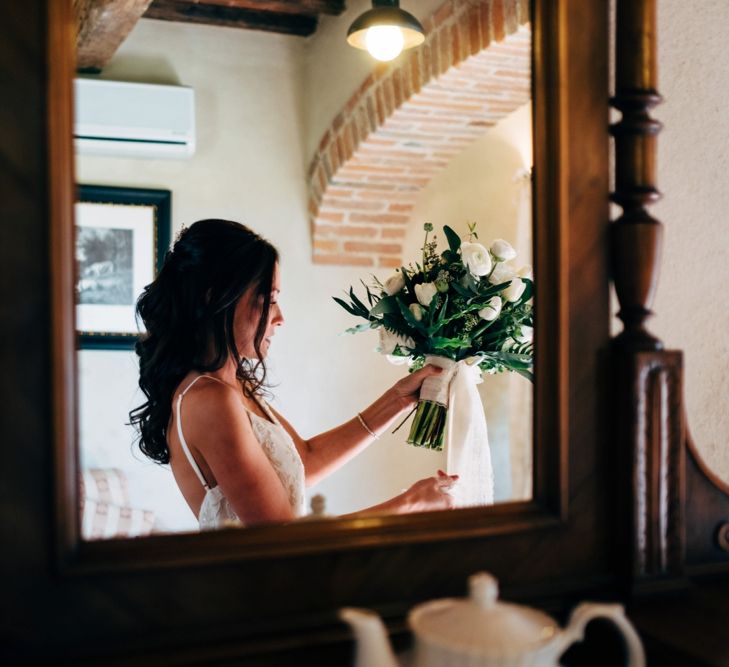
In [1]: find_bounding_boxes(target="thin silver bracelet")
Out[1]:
[356,412,380,440]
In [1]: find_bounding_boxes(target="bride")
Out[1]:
[130,219,457,529]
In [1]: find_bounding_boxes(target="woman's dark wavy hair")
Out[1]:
[129,219,278,464]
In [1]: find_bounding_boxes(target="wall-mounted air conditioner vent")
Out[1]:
[74,78,196,160]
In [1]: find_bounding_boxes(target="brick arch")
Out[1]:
[308,0,531,268]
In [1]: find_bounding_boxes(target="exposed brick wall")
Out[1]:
[308,0,531,268]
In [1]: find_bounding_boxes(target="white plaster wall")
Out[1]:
[652,0,729,483]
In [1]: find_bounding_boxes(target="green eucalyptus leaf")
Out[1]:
[436,294,449,322]
[462,272,479,293]
[443,225,462,253]
[360,279,376,307]
[491,351,533,368]
[348,287,370,317]
[397,298,427,334]
[332,296,361,318]
[370,295,399,316]
[470,319,496,340]
[519,277,534,304]
[450,281,471,298]
[443,249,460,264]
[430,336,467,350]
[344,323,373,334]
[475,282,511,300]
[400,266,415,295]
[427,296,449,337]
[381,316,416,340]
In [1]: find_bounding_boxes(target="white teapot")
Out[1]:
[339,572,645,667]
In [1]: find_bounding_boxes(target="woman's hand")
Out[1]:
[399,470,458,513]
[339,471,458,519]
[390,364,443,411]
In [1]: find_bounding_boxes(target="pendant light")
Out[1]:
[347,0,425,62]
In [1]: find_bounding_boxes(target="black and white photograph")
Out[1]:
[75,185,171,349]
[76,226,134,306]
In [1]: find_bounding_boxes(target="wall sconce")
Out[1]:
[346,0,425,62]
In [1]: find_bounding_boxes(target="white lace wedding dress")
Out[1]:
[175,375,307,530]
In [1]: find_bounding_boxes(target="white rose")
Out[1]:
[490,239,516,262]
[414,282,438,307]
[478,296,502,321]
[516,325,533,343]
[489,262,516,285]
[409,303,423,321]
[377,328,415,355]
[517,264,533,280]
[503,277,526,302]
[460,241,492,277]
[383,270,405,296]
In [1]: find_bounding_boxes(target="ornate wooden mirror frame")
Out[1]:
[4,0,728,663]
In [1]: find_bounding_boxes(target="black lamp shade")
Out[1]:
[346,4,425,51]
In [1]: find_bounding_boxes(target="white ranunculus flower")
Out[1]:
[490,239,517,262]
[489,262,516,285]
[516,325,534,343]
[478,296,502,321]
[503,277,526,302]
[517,264,533,280]
[409,303,423,321]
[414,281,438,307]
[460,241,492,277]
[383,270,405,296]
[377,327,415,355]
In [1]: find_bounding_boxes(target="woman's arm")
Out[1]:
[340,470,459,517]
[272,365,443,487]
[184,381,296,525]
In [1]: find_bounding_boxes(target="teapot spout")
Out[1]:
[339,608,400,667]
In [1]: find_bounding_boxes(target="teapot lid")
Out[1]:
[408,573,558,656]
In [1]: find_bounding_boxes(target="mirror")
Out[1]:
[73,0,533,540]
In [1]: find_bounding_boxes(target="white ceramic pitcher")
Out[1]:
[340,572,645,667]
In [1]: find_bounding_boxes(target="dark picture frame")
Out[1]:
[74,185,171,350]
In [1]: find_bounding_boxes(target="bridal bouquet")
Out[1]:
[334,223,533,451]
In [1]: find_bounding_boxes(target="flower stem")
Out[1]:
[407,399,447,450]
[422,228,430,270]
[391,405,417,434]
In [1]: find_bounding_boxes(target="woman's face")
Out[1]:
[234,262,283,359]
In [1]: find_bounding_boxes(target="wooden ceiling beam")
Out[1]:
[186,0,345,17]
[74,0,155,72]
[144,0,319,35]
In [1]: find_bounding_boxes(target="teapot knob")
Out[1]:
[468,572,499,608]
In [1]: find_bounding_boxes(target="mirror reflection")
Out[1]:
[74,0,533,539]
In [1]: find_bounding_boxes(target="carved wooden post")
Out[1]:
[610,0,687,594]
[610,0,662,350]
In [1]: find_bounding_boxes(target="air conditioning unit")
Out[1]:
[74,78,196,159]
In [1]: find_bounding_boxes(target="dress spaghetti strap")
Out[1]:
[176,375,224,491]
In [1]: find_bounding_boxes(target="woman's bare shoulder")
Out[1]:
[177,377,253,448]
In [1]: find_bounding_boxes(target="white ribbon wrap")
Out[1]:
[423,355,494,507]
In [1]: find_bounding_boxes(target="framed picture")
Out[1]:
[75,185,171,350]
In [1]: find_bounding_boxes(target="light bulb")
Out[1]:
[364,25,405,62]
